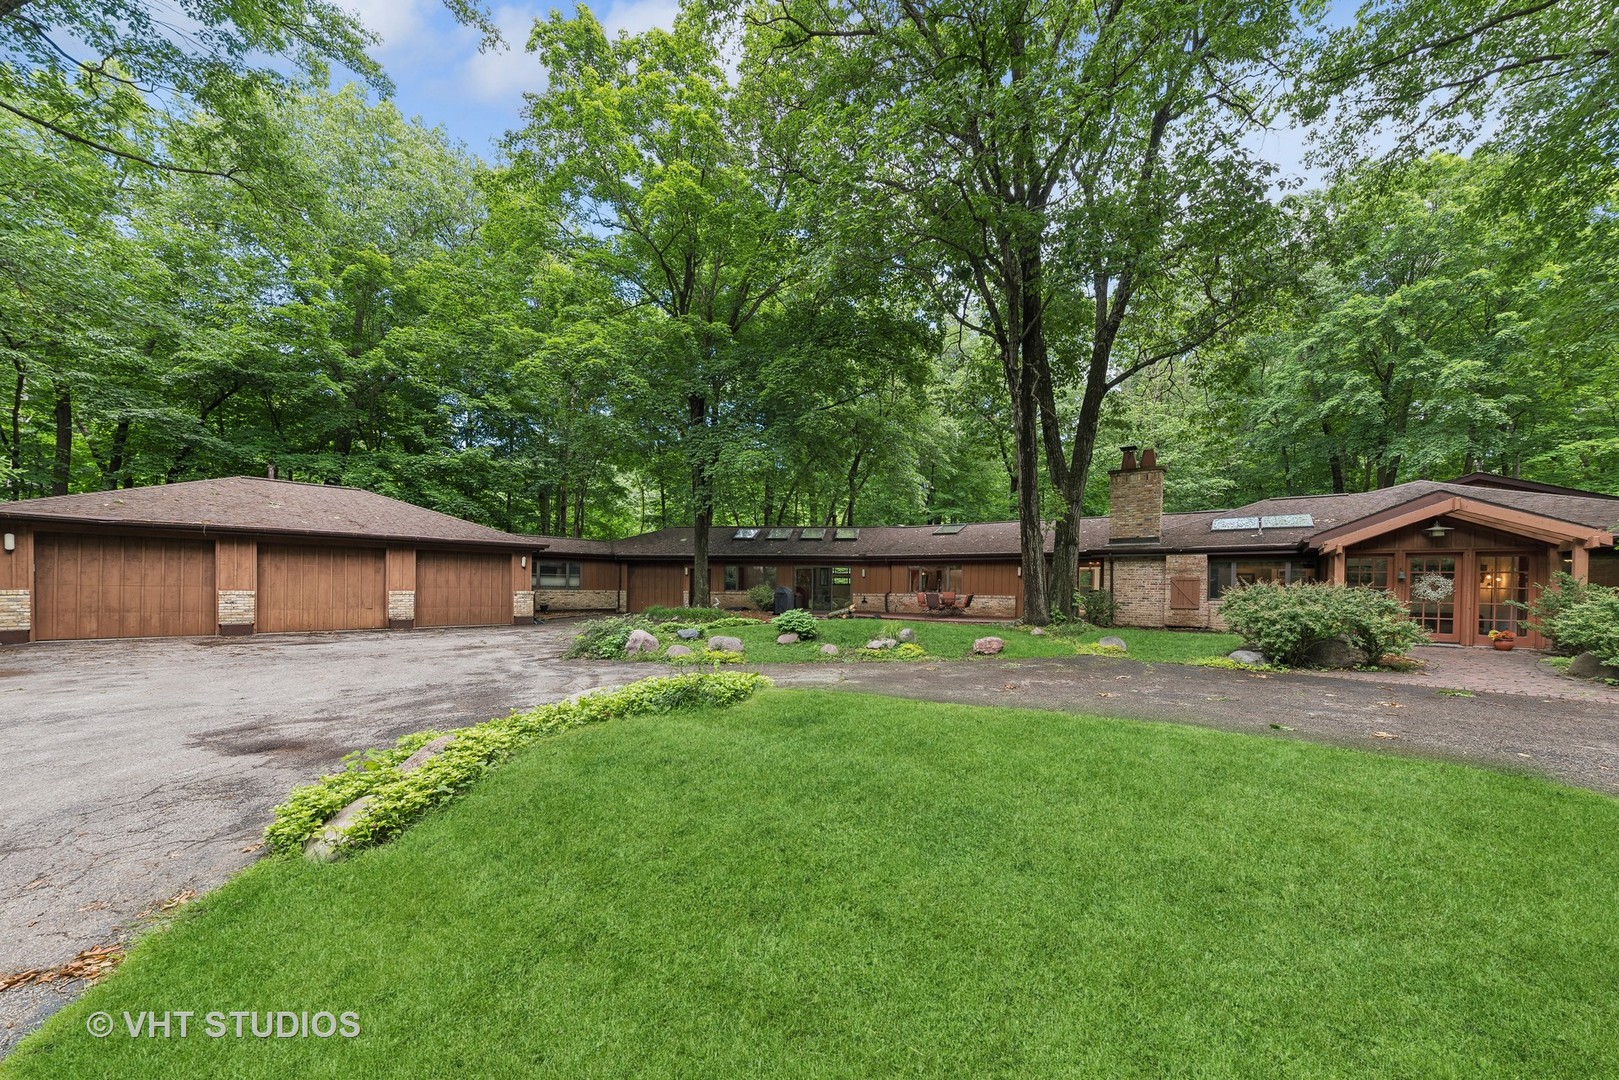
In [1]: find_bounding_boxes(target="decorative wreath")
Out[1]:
[1410,572,1455,603]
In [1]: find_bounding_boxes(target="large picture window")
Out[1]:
[1344,556,1391,590]
[1207,559,1314,600]
[536,561,581,589]
[725,565,777,591]
[909,565,964,592]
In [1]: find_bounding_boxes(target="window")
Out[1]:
[1344,556,1391,590]
[733,528,759,541]
[724,565,740,591]
[909,565,963,591]
[1207,559,1315,600]
[536,561,581,589]
[834,528,859,540]
[799,528,827,540]
[1477,555,1529,635]
[933,524,966,535]
[765,527,794,540]
[726,565,776,591]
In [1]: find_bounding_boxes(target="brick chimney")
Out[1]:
[1108,446,1164,544]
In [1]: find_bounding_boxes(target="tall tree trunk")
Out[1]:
[554,479,568,536]
[843,447,864,526]
[688,393,712,608]
[573,481,585,539]
[7,359,21,498]
[105,417,130,490]
[51,386,71,495]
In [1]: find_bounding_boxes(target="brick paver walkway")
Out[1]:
[1329,645,1619,703]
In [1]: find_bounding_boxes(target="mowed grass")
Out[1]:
[12,691,1619,1078]
[691,617,1242,663]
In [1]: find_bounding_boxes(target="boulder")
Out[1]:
[624,629,660,655]
[304,796,373,863]
[708,635,745,654]
[972,636,1005,655]
[398,734,456,774]
[866,637,898,650]
[897,627,916,643]
[1303,638,1361,669]
[1568,651,1619,680]
[1227,649,1267,666]
[819,644,840,656]
[677,627,701,641]
[1029,626,1046,636]
[1098,636,1127,651]
[665,644,692,657]
[776,633,800,645]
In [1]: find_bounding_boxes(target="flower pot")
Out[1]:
[1492,638,1515,651]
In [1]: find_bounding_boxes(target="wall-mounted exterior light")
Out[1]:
[2,533,13,553]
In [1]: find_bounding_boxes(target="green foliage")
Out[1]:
[564,615,652,660]
[265,672,771,855]
[771,608,819,640]
[746,584,777,610]
[666,649,747,665]
[1217,583,1428,668]
[1528,575,1619,666]
[1077,590,1117,628]
[855,642,928,661]
[644,607,729,623]
[1184,657,1283,674]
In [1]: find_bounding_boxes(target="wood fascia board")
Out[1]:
[1314,495,1464,554]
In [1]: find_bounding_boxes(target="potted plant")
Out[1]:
[1488,630,1516,651]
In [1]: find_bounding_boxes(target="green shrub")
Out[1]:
[703,616,759,629]
[644,606,728,622]
[1216,582,1427,667]
[266,672,772,856]
[745,584,776,611]
[856,642,927,661]
[1077,589,1116,628]
[565,615,653,659]
[771,608,818,640]
[666,649,746,664]
[1526,573,1619,661]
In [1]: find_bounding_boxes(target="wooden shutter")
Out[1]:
[1169,576,1201,610]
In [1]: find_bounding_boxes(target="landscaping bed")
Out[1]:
[10,690,1618,1077]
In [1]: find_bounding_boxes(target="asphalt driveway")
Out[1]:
[5,628,1618,1053]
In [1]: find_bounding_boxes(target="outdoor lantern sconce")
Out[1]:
[2,533,13,553]
[520,556,527,568]
[1424,519,1454,540]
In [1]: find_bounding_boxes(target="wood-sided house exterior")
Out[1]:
[0,477,539,644]
[2,458,1613,648]
[535,451,1618,650]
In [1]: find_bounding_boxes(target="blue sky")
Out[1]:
[341,0,682,160]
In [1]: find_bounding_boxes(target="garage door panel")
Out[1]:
[36,534,216,640]
[627,565,683,613]
[416,551,509,627]
[257,545,385,633]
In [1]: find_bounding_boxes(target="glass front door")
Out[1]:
[1407,555,1458,641]
[795,567,852,611]
[1477,554,1530,637]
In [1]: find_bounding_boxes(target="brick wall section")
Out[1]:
[1110,558,1167,627]
[217,589,256,626]
[0,589,30,631]
[513,591,535,619]
[854,592,1017,618]
[1162,554,1210,628]
[388,590,416,621]
[1108,466,1164,542]
[536,588,619,612]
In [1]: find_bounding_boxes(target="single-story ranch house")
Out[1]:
[1,452,1614,647]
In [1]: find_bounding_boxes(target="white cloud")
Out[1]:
[460,5,553,103]
[343,0,434,53]
[601,0,681,38]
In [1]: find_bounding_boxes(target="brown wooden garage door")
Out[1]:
[416,550,511,627]
[34,533,216,640]
[257,544,385,632]
[626,563,684,613]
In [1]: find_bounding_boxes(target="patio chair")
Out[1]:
[926,591,941,611]
[916,592,928,608]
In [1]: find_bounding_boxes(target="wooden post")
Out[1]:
[1571,545,1590,583]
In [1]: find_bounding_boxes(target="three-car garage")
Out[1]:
[0,477,541,644]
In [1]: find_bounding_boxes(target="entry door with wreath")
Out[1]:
[1406,555,1459,642]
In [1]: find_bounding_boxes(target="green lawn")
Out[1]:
[12,691,1618,1078]
[666,617,1241,664]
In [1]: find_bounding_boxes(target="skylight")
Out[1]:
[933,524,966,535]
[1210,517,1259,531]
[799,528,827,540]
[834,528,859,540]
[1210,514,1313,532]
[765,527,793,540]
[733,528,759,540]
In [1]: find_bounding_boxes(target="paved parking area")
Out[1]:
[4,628,1617,1053]
[0,623,645,1050]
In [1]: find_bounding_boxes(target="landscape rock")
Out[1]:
[665,644,692,657]
[304,796,373,864]
[1568,651,1619,680]
[398,734,456,774]
[1098,636,1128,651]
[1228,649,1267,666]
[972,636,1004,655]
[1029,626,1046,636]
[708,635,745,654]
[776,633,800,645]
[677,628,701,641]
[866,637,898,650]
[897,627,916,642]
[1303,638,1361,669]
[624,629,660,655]
[819,644,840,656]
